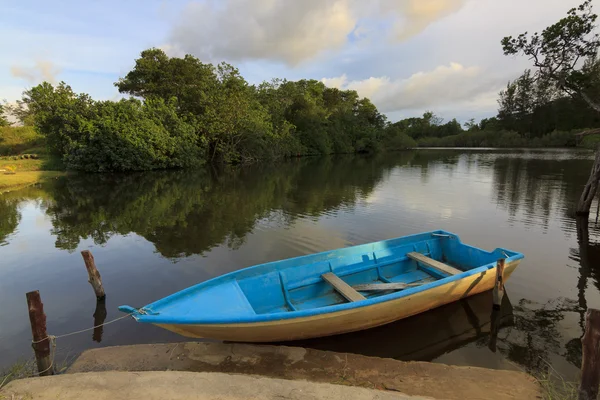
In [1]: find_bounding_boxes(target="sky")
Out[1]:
[1,0,596,123]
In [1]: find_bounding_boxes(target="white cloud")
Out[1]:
[169,0,468,65]
[170,0,355,65]
[322,62,504,118]
[385,0,466,40]
[10,60,62,85]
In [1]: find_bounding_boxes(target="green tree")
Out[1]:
[21,82,95,157]
[464,118,479,131]
[502,1,600,112]
[201,63,273,163]
[115,48,218,117]
[22,82,206,171]
[0,102,9,126]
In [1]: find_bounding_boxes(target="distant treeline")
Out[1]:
[5,48,600,171]
[404,68,600,149]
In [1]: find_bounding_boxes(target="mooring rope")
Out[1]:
[33,335,57,376]
[31,312,134,344]
[29,311,137,375]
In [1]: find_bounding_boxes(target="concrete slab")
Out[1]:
[1,371,430,400]
[68,342,542,400]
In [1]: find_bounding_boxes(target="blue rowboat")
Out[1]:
[119,230,524,342]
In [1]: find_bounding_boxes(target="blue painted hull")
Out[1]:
[120,230,524,341]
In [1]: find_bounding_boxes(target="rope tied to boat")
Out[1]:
[29,309,145,375]
[31,311,136,344]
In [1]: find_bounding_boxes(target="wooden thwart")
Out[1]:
[353,282,430,291]
[321,273,366,302]
[407,252,462,276]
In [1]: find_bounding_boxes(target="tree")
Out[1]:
[464,118,479,131]
[502,1,600,111]
[115,48,219,117]
[502,1,600,215]
[0,104,8,126]
[21,82,95,157]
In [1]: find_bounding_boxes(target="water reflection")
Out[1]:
[1,149,600,381]
[281,290,514,362]
[38,156,395,257]
[0,195,20,246]
[92,299,107,343]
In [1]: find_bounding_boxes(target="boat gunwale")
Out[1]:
[120,230,524,325]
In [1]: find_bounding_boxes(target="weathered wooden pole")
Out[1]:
[492,259,505,309]
[579,309,600,400]
[26,291,54,376]
[577,146,600,216]
[92,299,107,343]
[81,250,105,300]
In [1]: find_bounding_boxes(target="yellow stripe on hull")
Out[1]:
[157,261,519,342]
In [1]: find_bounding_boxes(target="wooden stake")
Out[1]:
[26,291,54,376]
[577,145,600,216]
[81,250,106,300]
[492,259,505,309]
[579,309,600,400]
[92,299,107,343]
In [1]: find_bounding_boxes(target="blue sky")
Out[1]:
[1,0,595,122]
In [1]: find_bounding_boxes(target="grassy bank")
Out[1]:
[537,373,578,400]
[0,359,35,390]
[0,158,65,192]
[0,125,66,192]
[0,170,64,192]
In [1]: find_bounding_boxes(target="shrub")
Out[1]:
[581,134,600,149]
[0,126,45,156]
[63,98,207,172]
[416,129,575,148]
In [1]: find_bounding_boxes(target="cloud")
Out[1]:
[384,0,467,40]
[168,0,467,65]
[170,0,354,65]
[322,62,504,118]
[10,60,61,84]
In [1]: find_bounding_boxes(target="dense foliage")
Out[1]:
[8,49,419,171]
[0,125,44,156]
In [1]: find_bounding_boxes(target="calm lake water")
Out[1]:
[1,149,599,380]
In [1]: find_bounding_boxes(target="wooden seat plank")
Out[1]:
[321,273,366,302]
[407,252,462,276]
[353,280,434,292]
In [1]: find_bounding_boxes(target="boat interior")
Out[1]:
[232,232,513,315]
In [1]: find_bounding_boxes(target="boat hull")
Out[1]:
[156,260,520,342]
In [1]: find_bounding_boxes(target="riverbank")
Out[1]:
[0,170,64,192]
[2,371,429,400]
[0,157,65,192]
[2,342,541,400]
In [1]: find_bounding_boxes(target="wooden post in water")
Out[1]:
[577,145,600,216]
[92,299,107,343]
[26,291,54,376]
[579,309,600,400]
[492,259,505,309]
[81,250,105,300]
